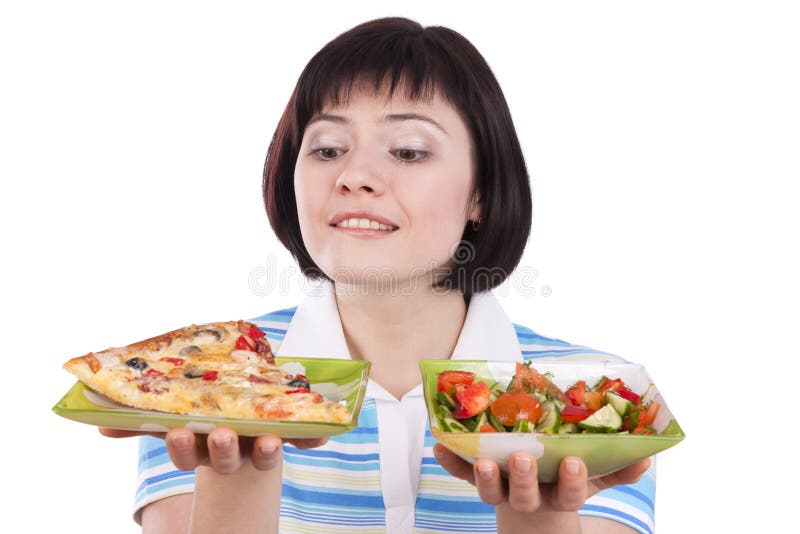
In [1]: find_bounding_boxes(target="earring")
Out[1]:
[472,216,482,231]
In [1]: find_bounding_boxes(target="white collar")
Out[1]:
[275,280,522,399]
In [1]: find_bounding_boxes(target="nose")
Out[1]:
[334,151,385,196]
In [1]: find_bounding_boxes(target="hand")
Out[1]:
[99,427,327,474]
[433,443,650,514]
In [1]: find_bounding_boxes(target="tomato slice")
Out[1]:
[597,378,625,394]
[490,392,542,426]
[644,401,660,426]
[561,404,592,423]
[511,362,570,405]
[248,325,266,340]
[453,381,490,419]
[479,424,497,433]
[584,390,603,412]
[437,371,475,393]
[618,388,641,405]
[566,380,587,406]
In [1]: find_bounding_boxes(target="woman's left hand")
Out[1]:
[433,443,649,516]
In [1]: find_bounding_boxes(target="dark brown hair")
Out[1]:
[263,17,531,299]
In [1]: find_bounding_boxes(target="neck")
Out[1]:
[333,281,469,398]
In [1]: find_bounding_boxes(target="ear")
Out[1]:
[468,193,482,222]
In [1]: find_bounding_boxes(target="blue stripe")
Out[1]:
[136,468,194,497]
[612,485,655,512]
[135,476,195,505]
[284,454,380,471]
[581,504,652,534]
[283,447,379,463]
[415,496,494,514]
[138,443,168,466]
[281,497,385,518]
[281,483,385,508]
[259,326,288,334]
[281,509,384,526]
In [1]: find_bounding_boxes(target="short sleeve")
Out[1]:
[580,458,656,534]
[132,435,196,525]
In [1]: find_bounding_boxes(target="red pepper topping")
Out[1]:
[618,388,641,405]
[248,325,266,340]
[143,369,165,378]
[203,371,219,381]
[248,374,269,384]
[160,357,185,366]
[285,388,310,394]
[235,335,254,351]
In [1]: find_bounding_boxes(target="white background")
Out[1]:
[2,1,798,532]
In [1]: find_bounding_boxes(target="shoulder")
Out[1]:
[510,322,629,364]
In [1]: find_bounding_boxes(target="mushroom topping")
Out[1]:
[179,345,202,356]
[183,366,205,379]
[125,357,148,372]
[193,325,227,343]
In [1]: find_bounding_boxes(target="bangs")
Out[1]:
[290,23,471,145]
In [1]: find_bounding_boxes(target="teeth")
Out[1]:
[336,217,396,231]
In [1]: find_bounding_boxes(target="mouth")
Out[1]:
[330,217,399,232]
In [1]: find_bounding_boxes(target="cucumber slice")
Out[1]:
[442,414,469,432]
[465,411,488,432]
[437,390,457,411]
[532,391,547,404]
[489,382,507,400]
[578,404,623,432]
[558,422,579,434]
[535,400,561,434]
[486,407,507,432]
[512,419,534,432]
[605,391,633,417]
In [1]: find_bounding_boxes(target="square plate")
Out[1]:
[53,357,370,438]
[420,359,685,483]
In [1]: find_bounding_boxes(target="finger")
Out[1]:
[507,452,541,513]
[166,428,202,471]
[592,458,651,493]
[251,435,283,471]
[473,458,505,505]
[433,444,475,483]
[207,428,243,474]
[98,427,165,439]
[551,456,588,511]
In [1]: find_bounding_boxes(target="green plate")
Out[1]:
[53,357,370,438]
[420,359,685,483]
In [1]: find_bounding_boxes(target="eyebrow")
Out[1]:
[306,113,449,136]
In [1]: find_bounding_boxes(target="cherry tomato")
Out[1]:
[453,381,491,419]
[561,404,592,423]
[566,380,587,406]
[490,392,542,426]
[437,371,475,393]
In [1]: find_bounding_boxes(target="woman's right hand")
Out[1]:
[99,427,328,474]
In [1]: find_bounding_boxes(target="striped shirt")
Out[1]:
[134,283,656,533]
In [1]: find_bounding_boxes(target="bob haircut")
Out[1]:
[263,17,532,300]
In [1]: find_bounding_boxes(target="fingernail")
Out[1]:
[515,456,532,474]
[213,436,233,449]
[477,464,494,480]
[172,436,188,449]
[565,458,580,476]
[258,441,278,456]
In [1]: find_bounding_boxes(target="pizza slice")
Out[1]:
[62,320,351,424]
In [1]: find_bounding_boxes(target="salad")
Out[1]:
[435,362,661,435]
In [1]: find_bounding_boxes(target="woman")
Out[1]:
[110,17,654,533]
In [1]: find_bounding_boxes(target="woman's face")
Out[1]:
[294,85,480,291]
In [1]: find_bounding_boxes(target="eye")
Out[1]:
[311,148,345,161]
[393,149,429,164]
